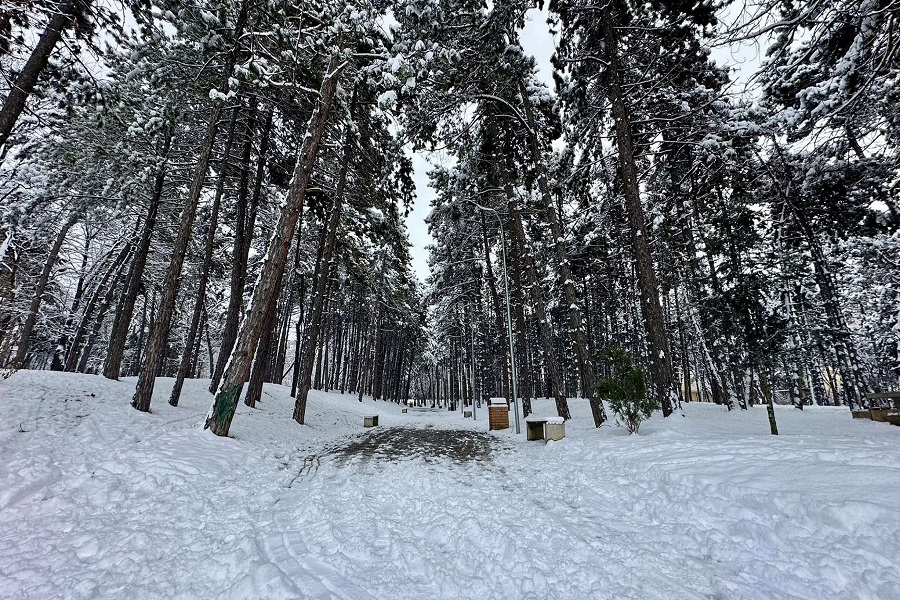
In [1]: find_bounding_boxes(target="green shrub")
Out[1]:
[596,347,657,434]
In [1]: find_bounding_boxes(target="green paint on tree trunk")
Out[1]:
[205,384,241,436]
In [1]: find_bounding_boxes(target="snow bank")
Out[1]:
[1,372,897,599]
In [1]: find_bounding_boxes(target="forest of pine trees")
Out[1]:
[2,0,898,434]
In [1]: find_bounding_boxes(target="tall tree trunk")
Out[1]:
[132,290,150,376]
[518,80,603,425]
[273,283,292,382]
[104,132,171,379]
[793,205,869,408]
[76,258,129,373]
[206,58,346,436]
[191,308,206,377]
[320,306,332,391]
[372,322,386,401]
[505,182,570,420]
[348,303,364,394]
[331,312,344,391]
[66,243,131,371]
[131,0,250,413]
[293,92,354,423]
[54,233,92,370]
[760,363,779,435]
[244,293,278,408]
[508,214,533,416]
[602,4,674,416]
[314,309,326,389]
[290,275,308,397]
[13,214,75,367]
[131,111,222,410]
[480,211,510,399]
[295,221,329,395]
[358,317,374,402]
[204,307,215,377]
[169,111,239,407]
[209,102,267,392]
[0,0,80,151]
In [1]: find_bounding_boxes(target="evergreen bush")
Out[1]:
[596,347,657,434]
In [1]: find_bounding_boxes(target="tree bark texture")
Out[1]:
[168,110,239,407]
[602,4,674,417]
[293,90,355,424]
[103,132,171,379]
[209,103,267,392]
[518,79,604,425]
[505,182,571,420]
[13,214,75,367]
[205,58,346,436]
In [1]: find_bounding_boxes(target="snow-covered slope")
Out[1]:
[1,370,898,599]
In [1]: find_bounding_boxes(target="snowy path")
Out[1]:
[329,426,498,464]
[1,371,898,599]
[272,424,900,599]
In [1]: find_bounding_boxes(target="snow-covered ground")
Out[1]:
[1,371,898,599]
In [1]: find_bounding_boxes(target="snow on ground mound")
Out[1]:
[1,370,898,599]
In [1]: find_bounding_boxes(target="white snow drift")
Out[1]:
[1,370,898,599]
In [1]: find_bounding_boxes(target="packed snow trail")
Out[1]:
[329,426,497,464]
[1,371,898,599]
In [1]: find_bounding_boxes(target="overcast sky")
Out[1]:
[406,8,554,282]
